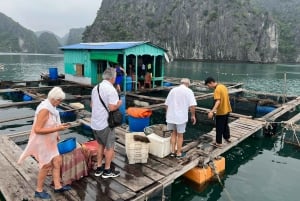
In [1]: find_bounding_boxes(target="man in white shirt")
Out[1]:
[91,67,122,178]
[165,78,197,159]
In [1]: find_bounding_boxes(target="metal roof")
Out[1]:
[60,41,155,50]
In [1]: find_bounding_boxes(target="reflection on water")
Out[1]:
[0,54,64,81]
[166,61,300,95]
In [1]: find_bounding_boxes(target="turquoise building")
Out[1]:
[60,41,168,90]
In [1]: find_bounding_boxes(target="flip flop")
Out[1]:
[212,143,223,148]
[169,152,176,157]
[176,152,186,159]
[225,139,232,143]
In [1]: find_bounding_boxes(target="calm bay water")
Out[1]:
[1,54,300,201]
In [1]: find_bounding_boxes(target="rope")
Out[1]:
[209,160,234,201]
[280,122,300,147]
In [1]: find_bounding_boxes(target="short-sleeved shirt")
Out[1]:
[165,84,197,124]
[91,80,119,130]
[214,84,232,115]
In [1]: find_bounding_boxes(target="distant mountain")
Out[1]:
[65,28,85,45]
[35,30,63,45]
[0,12,38,53]
[38,32,62,54]
[0,12,85,53]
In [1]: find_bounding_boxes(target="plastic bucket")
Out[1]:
[126,76,132,91]
[128,116,150,132]
[57,137,76,154]
[49,67,58,80]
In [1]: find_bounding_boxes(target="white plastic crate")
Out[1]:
[125,132,149,164]
[147,133,171,158]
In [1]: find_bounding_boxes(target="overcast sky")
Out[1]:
[0,0,102,37]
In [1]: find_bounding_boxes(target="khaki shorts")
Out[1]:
[167,123,187,133]
[92,127,115,149]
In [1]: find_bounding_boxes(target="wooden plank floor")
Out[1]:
[0,117,266,201]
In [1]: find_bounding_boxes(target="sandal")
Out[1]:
[54,185,72,193]
[170,152,176,157]
[176,152,186,159]
[225,139,232,143]
[212,143,223,148]
[34,191,51,199]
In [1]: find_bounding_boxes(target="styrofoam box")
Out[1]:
[125,132,149,164]
[147,133,171,158]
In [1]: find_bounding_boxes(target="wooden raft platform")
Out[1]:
[0,117,265,201]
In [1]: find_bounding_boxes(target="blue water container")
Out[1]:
[125,76,132,91]
[23,94,32,101]
[128,116,150,132]
[120,95,126,123]
[49,67,58,80]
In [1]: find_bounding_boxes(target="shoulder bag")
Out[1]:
[97,85,123,128]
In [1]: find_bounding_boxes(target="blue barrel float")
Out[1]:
[23,94,32,101]
[49,67,58,80]
[125,76,132,91]
[256,105,276,115]
[163,82,173,87]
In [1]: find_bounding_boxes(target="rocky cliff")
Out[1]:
[0,12,84,54]
[83,0,279,63]
[0,12,39,53]
[251,0,300,62]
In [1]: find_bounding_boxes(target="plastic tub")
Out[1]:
[57,137,76,154]
[128,116,150,132]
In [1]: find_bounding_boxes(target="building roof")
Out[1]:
[60,41,166,51]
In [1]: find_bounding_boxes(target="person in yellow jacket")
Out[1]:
[205,77,232,147]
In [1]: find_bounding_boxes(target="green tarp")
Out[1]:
[90,52,118,63]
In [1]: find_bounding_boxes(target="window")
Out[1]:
[75,64,84,76]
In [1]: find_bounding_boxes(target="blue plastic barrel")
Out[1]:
[125,76,132,91]
[128,116,150,132]
[49,67,58,80]
[256,105,276,115]
[120,95,126,123]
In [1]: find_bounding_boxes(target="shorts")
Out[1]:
[115,76,123,85]
[167,123,187,133]
[92,127,115,149]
